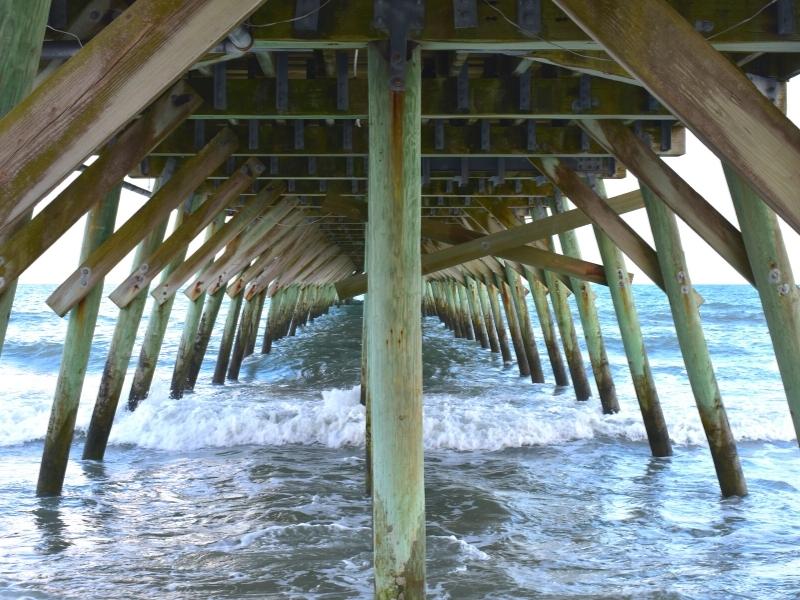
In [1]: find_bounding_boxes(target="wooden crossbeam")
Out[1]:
[580,119,755,284]
[0,0,266,235]
[553,0,800,235]
[46,131,243,317]
[246,1,800,52]
[151,120,685,158]
[0,82,200,281]
[149,188,292,305]
[187,77,671,120]
[532,156,665,291]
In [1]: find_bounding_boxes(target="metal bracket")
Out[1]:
[491,158,506,186]
[48,0,68,29]
[454,0,477,29]
[248,119,259,150]
[526,121,538,152]
[572,75,595,113]
[294,0,321,33]
[270,156,279,175]
[213,62,227,110]
[457,63,469,112]
[374,0,425,91]
[519,69,531,111]
[516,0,542,36]
[342,120,354,151]
[293,120,305,150]
[480,120,491,151]
[777,0,796,35]
[275,52,289,113]
[422,158,431,185]
[746,73,781,104]
[434,120,445,150]
[459,158,469,187]
[336,51,349,110]
[308,157,317,176]
[193,120,205,151]
[660,121,672,152]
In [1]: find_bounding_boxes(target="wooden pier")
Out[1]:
[2,0,800,596]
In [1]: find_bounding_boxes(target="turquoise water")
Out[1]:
[0,284,798,598]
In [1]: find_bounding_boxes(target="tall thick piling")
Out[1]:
[506,265,545,383]
[366,42,425,599]
[473,277,500,353]
[213,292,243,384]
[83,170,174,460]
[522,267,569,386]
[484,279,513,364]
[642,185,746,497]
[531,205,592,400]
[37,187,121,496]
[724,165,800,444]
[593,180,672,456]
[128,193,203,409]
[0,0,51,357]
[185,287,226,391]
[551,194,618,412]
[495,273,531,377]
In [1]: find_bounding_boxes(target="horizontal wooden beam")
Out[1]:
[0,0,265,235]
[151,120,685,158]
[245,1,800,53]
[554,0,800,235]
[187,76,672,120]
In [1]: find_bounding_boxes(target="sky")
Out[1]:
[19,81,800,287]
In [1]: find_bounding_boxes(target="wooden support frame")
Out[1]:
[0,83,201,291]
[46,129,242,317]
[553,0,800,235]
[0,0,266,230]
[579,119,754,284]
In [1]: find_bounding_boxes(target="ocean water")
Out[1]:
[0,283,798,599]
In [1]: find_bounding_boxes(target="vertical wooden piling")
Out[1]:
[724,165,800,444]
[456,282,476,341]
[0,0,51,357]
[532,205,592,401]
[522,266,570,386]
[551,194,619,412]
[495,273,531,377]
[473,277,500,353]
[505,265,545,383]
[37,187,121,496]
[642,185,746,496]
[213,292,243,384]
[367,42,425,599]
[484,279,513,364]
[170,212,225,398]
[83,170,175,460]
[185,286,226,391]
[592,180,672,456]
[128,193,203,409]
[464,276,490,349]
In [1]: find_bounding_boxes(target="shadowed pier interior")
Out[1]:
[2,0,800,597]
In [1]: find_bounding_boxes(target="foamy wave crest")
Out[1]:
[1,382,796,450]
[109,387,366,451]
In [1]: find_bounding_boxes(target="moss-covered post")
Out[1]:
[185,286,226,391]
[550,194,618,412]
[261,288,282,354]
[456,282,476,341]
[532,205,592,401]
[721,88,800,443]
[522,266,569,386]
[444,281,463,338]
[495,272,531,377]
[506,265,545,383]
[83,168,174,460]
[464,275,489,349]
[473,277,500,353]
[592,179,672,456]
[0,0,51,357]
[37,187,121,496]
[367,42,425,599]
[213,292,243,385]
[170,212,225,398]
[128,192,203,410]
[484,279,513,364]
[642,184,746,497]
